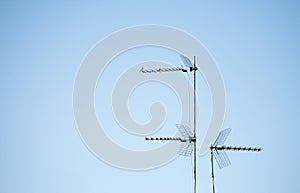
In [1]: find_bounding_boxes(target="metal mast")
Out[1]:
[210,145,215,193]
[193,56,197,193]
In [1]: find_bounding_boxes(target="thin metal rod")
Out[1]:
[193,142,196,193]
[211,146,215,193]
[193,56,196,193]
[193,55,196,137]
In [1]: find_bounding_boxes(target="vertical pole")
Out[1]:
[211,146,215,193]
[193,56,196,193]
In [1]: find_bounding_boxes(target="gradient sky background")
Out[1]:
[1,1,300,193]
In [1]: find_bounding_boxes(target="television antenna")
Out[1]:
[141,55,262,193]
[142,54,198,193]
[210,128,262,193]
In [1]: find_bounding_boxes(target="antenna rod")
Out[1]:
[193,56,196,193]
[211,146,263,152]
[210,145,215,193]
[193,55,196,137]
[145,137,188,143]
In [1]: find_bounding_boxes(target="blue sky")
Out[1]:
[1,1,300,193]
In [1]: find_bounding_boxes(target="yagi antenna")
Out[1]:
[145,124,196,156]
[143,54,198,193]
[209,128,262,193]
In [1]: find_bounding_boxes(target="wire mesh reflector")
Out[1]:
[213,128,232,146]
[179,143,194,157]
[179,54,193,68]
[176,124,193,138]
[213,149,231,169]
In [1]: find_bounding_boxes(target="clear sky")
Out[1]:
[1,1,300,193]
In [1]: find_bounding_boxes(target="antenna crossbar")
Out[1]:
[140,66,198,74]
[211,146,262,152]
[140,66,186,73]
[145,136,196,143]
[145,137,188,142]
